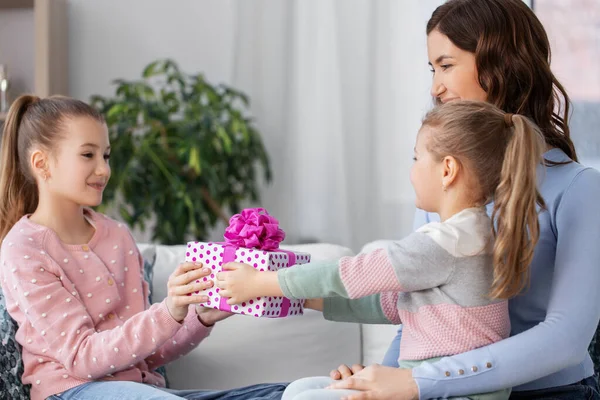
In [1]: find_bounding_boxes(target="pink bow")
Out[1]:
[223,208,285,251]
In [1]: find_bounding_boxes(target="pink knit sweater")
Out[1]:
[0,209,212,400]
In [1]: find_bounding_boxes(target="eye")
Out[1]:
[82,153,93,159]
[440,64,453,71]
[103,154,111,161]
[412,156,417,161]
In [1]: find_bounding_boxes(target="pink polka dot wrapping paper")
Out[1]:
[185,242,310,318]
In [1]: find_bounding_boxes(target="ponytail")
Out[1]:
[490,114,546,299]
[0,96,41,242]
[422,100,546,300]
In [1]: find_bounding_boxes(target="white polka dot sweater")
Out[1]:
[0,209,212,400]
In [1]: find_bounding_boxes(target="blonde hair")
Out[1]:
[0,95,104,242]
[422,100,546,299]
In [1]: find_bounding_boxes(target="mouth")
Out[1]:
[88,182,106,191]
[441,97,459,104]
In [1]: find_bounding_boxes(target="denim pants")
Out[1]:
[509,377,600,400]
[47,381,287,400]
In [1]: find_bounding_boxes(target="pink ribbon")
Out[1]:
[224,208,285,251]
[218,208,296,317]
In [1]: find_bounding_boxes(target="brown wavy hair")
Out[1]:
[427,0,577,162]
[423,101,546,299]
[0,95,104,242]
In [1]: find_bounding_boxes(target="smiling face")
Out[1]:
[42,116,111,207]
[427,29,487,104]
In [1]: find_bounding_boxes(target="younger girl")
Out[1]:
[0,95,285,400]
[217,100,546,400]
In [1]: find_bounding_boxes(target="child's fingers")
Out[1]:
[171,266,210,287]
[171,294,209,307]
[221,262,240,271]
[172,279,214,296]
[173,262,203,277]
[214,276,227,289]
[226,297,239,305]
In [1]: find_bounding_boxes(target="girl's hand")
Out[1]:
[166,262,213,322]
[330,363,364,380]
[217,262,283,304]
[195,305,233,327]
[327,365,418,400]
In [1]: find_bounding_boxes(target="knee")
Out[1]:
[282,377,333,400]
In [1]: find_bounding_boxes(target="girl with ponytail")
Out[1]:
[0,96,288,400]
[217,100,546,400]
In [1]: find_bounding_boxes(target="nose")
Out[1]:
[430,73,445,99]
[96,159,110,177]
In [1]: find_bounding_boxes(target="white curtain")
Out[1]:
[228,0,441,252]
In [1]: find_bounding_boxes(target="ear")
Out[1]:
[30,148,50,181]
[441,155,460,190]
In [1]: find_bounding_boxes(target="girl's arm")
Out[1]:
[412,168,600,398]
[0,248,183,381]
[219,230,455,307]
[132,248,212,369]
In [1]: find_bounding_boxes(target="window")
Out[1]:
[534,0,600,170]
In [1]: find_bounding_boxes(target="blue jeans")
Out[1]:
[509,377,600,400]
[47,381,287,400]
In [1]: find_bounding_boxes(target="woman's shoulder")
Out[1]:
[542,153,600,211]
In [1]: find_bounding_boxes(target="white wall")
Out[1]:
[68,0,236,101]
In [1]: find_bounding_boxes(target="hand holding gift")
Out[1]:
[185,208,310,318]
[217,261,283,305]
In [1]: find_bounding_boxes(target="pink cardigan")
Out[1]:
[0,209,212,400]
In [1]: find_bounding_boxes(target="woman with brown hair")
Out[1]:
[318,0,600,398]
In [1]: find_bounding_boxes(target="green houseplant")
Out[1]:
[91,59,272,245]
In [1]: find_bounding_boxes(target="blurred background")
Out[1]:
[0,0,597,252]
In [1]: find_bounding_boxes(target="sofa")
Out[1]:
[137,241,398,390]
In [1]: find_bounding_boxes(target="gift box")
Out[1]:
[185,208,311,318]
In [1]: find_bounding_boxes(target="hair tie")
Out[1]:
[504,113,514,128]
